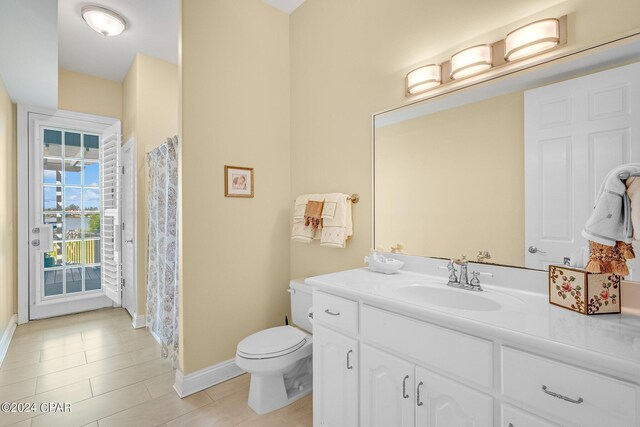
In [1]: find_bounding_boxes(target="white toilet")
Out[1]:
[235,279,313,415]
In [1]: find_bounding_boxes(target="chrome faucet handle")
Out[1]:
[440,260,459,287]
[453,255,468,265]
[469,271,493,292]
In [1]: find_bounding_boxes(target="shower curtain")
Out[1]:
[146,136,179,364]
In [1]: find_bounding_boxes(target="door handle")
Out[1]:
[402,375,410,399]
[528,246,547,255]
[346,350,353,370]
[125,239,134,244]
[416,381,424,406]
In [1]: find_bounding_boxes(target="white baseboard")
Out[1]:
[131,313,146,329]
[0,314,18,367]
[174,358,245,398]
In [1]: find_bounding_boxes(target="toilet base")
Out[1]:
[247,355,313,415]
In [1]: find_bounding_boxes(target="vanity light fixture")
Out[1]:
[406,64,442,95]
[405,16,566,97]
[504,18,560,62]
[81,5,126,37]
[450,44,493,80]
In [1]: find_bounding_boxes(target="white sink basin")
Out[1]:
[395,285,503,311]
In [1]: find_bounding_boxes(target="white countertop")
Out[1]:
[306,267,640,383]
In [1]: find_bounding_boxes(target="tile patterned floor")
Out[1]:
[0,308,312,427]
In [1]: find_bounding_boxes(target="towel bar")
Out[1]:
[294,193,359,204]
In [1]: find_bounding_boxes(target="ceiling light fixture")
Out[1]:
[405,16,566,97]
[504,18,560,62]
[81,5,126,37]
[450,44,493,80]
[406,64,442,95]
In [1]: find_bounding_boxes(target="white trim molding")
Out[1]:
[131,313,146,329]
[173,359,245,398]
[0,314,18,366]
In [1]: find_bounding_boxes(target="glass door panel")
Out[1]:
[40,127,103,300]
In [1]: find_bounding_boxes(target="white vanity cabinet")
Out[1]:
[360,344,415,427]
[311,286,639,427]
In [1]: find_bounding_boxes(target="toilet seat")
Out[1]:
[237,326,308,359]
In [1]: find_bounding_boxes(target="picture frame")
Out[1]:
[224,165,254,198]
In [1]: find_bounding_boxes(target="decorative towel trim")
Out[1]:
[304,200,324,230]
[585,241,634,275]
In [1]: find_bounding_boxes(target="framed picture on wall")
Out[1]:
[224,165,254,198]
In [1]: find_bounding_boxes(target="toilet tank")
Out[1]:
[290,279,313,333]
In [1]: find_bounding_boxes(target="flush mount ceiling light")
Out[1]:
[406,64,442,95]
[81,5,126,37]
[450,44,493,80]
[505,18,560,61]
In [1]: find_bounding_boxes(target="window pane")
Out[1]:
[84,134,99,160]
[65,132,82,158]
[65,240,83,266]
[86,239,100,264]
[64,159,83,185]
[44,269,63,296]
[64,187,82,212]
[66,268,83,293]
[44,214,63,240]
[64,213,83,239]
[44,129,62,157]
[84,188,100,211]
[44,242,63,268]
[84,266,101,290]
[85,213,100,238]
[84,161,100,187]
[44,186,62,211]
[43,158,63,185]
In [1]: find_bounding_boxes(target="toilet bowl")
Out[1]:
[235,279,313,415]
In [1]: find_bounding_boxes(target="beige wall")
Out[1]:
[58,69,122,119]
[122,54,179,317]
[376,93,524,266]
[290,0,640,279]
[0,77,17,337]
[180,0,290,373]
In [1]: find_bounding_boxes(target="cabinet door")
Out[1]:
[313,325,358,427]
[360,344,414,427]
[415,367,493,427]
[501,404,559,427]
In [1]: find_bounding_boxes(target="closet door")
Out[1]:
[415,367,492,427]
[525,61,640,272]
[100,121,122,304]
[360,344,414,427]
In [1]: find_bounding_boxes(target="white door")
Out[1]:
[360,344,414,427]
[415,367,493,427]
[525,62,640,271]
[121,139,136,318]
[28,113,122,319]
[313,325,359,427]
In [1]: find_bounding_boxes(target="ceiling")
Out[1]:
[58,0,179,82]
[263,0,306,14]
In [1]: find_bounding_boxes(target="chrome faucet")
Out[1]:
[441,256,492,292]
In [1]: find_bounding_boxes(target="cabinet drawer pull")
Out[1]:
[541,385,584,404]
[346,350,353,370]
[416,381,424,406]
[402,375,410,399]
[324,309,340,316]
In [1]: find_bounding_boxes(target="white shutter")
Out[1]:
[100,122,122,304]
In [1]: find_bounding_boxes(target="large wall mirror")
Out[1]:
[374,35,640,271]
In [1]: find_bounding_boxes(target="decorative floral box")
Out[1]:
[548,265,621,315]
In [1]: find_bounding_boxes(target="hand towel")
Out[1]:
[291,194,324,243]
[321,194,353,248]
[321,193,342,221]
[582,163,640,275]
[293,194,312,222]
[626,176,640,240]
[305,200,324,230]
